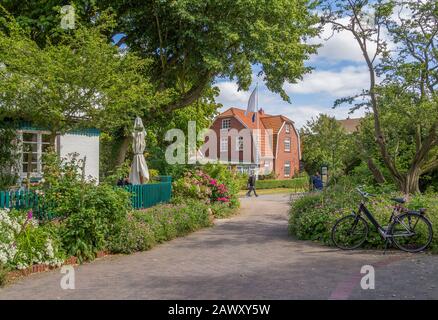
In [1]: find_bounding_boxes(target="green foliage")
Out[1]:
[0,208,65,269]
[0,14,154,138]
[109,200,213,253]
[102,160,131,185]
[34,152,131,262]
[0,125,19,190]
[202,164,245,201]
[255,177,309,191]
[321,0,438,193]
[2,0,320,129]
[210,201,240,219]
[0,262,6,287]
[288,179,438,252]
[60,207,105,262]
[107,213,156,254]
[300,114,354,176]
[173,168,236,205]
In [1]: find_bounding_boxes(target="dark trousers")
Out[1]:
[246,185,258,197]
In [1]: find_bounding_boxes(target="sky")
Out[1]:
[214,22,371,129]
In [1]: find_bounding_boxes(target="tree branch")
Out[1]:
[163,71,214,113]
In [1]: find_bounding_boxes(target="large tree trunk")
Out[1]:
[399,169,421,195]
[114,136,131,168]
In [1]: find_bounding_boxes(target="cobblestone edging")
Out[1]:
[5,251,108,283]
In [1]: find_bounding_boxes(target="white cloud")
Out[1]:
[267,104,366,129]
[215,81,251,106]
[310,27,366,63]
[284,65,369,97]
[216,81,367,130]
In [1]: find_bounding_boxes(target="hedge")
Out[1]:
[255,177,309,190]
[288,180,438,253]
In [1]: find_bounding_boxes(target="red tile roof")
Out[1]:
[217,107,297,158]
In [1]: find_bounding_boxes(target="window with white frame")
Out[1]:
[220,137,228,152]
[20,131,53,178]
[284,138,291,152]
[236,136,244,151]
[284,161,291,177]
[285,124,290,133]
[221,119,231,129]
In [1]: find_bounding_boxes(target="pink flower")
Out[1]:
[27,210,33,220]
[210,179,217,185]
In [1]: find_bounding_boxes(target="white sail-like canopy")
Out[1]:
[129,117,149,185]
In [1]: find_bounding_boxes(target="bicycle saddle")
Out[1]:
[390,197,406,204]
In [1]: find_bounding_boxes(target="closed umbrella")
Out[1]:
[129,117,149,184]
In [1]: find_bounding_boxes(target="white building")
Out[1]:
[16,123,100,183]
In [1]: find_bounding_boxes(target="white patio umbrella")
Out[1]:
[129,117,149,185]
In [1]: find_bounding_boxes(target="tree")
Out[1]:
[2,1,321,167]
[0,15,153,143]
[301,114,351,176]
[321,0,438,194]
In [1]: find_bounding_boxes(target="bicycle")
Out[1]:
[331,187,433,253]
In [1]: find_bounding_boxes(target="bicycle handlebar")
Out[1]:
[356,187,376,198]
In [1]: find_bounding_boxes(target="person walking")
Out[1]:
[312,171,323,191]
[246,173,258,197]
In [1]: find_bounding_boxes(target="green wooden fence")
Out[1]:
[0,175,172,214]
[125,180,172,209]
[0,189,39,211]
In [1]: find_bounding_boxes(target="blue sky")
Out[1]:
[214,22,371,129]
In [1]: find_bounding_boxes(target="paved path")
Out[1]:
[1,194,437,300]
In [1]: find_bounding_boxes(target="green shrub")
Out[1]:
[202,163,246,197]
[59,185,131,262]
[0,263,7,287]
[0,208,65,269]
[107,213,155,254]
[210,201,239,219]
[35,152,132,262]
[255,177,309,190]
[173,169,234,204]
[289,180,438,252]
[108,200,213,254]
[135,200,213,242]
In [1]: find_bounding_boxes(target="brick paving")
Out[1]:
[0,193,437,300]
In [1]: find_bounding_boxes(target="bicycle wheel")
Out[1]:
[331,215,369,250]
[389,212,433,253]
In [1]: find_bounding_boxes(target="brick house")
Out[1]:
[203,107,301,179]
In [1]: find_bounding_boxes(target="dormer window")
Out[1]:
[221,119,231,129]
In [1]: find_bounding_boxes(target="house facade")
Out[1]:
[14,123,100,183]
[204,107,301,179]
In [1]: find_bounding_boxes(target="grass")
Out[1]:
[238,188,306,196]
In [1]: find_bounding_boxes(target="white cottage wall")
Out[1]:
[59,133,99,183]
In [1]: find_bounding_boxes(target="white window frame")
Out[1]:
[284,138,291,152]
[284,161,291,177]
[18,130,54,179]
[285,124,290,133]
[236,136,244,151]
[220,137,228,152]
[221,118,231,129]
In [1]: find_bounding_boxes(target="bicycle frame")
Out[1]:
[355,201,406,240]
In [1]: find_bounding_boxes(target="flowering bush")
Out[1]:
[0,209,65,270]
[173,170,231,204]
